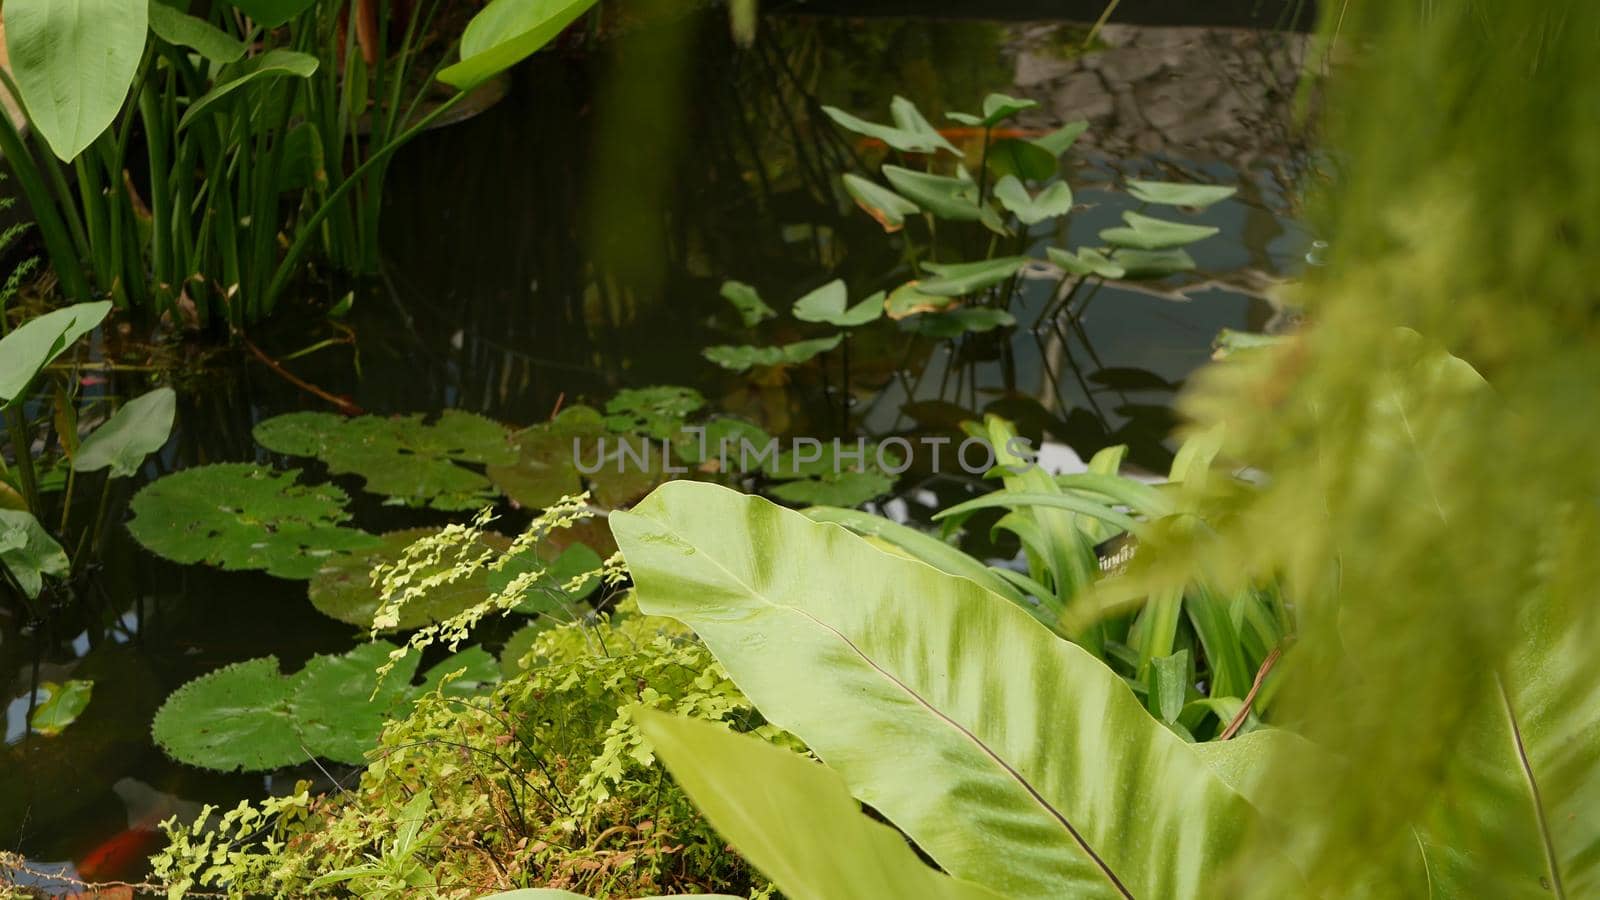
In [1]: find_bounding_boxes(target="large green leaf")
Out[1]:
[602,386,705,440]
[703,335,841,373]
[905,307,1016,338]
[640,710,1007,900]
[4,0,147,160]
[801,505,1028,607]
[1098,211,1219,251]
[29,679,93,737]
[126,463,380,579]
[0,302,113,405]
[287,641,421,765]
[72,387,176,477]
[792,280,884,327]
[227,0,318,28]
[488,406,606,510]
[882,166,982,221]
[178,49,319,130]
[438,0,600,90]
[1124,180,1236,209]
[254,411,515,510]
[0,509,69,598]
[150,657,306,772]
[611,481,1286,900]
[148,2,246,63]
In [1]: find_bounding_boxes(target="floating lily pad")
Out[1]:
[287,641,421,765]
[0,509,69,598]
[1116,248,1197,279]
[762,442,901,508]
[673,417,774,471]
[31,679,93,736]
[308,528,513,630]
[589,434,671,508]
[151,657,307,772]
[1124,180,1236,209]
[488,406,607,510]
[602,386,705,439]
[489,541,604,616]
[907,307,1017,338]
[1098,211,1219,251]
[253,411,516,511]
[126,464,380,580]
[703,335,842,372]
[766,470,895,507]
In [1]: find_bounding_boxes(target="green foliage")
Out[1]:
[440,0,603,90]
[702,335,841,372]
[28,679,92,737]
[126,463,381,579]
[0,301,111,405]
[71,387,176,477]
[149,605,777,898]
[613,481,1287,899]
[602,387,706,440]
[490,406,609,510]
[790,280,883,327]
[2,0,147,161]
[0,508,68,598]
[1098,211,1220,251]
[720,280,776,327]
[309,528,513,630]
[253,411,517,511]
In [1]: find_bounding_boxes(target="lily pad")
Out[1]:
[150,657,306,772]
[1116,248,1197,279]
[1098,211,1219,250]
[254,411,515,511]
[702,335,842,373]
[489,541,604,616]
[287,641,422,766]
[488,406,607,510]
[30,680,93,737]
[720,281,775,327]
[0,509,69,598]
[762,442,902,508]
[308,529,514,630]
[602,386,705,440]
[674,417,774,472]
[1124,180,1236,209]
[907,307,1017,338]
[127,463,381,580]
[766,470,895,507]
[793,280,885,327]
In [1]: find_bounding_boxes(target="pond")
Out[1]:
[0,3,1311,887]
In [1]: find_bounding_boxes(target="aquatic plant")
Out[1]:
[308,528,514,630]
[126,463,381,579]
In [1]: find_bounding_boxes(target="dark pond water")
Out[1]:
[1,5,1310,886]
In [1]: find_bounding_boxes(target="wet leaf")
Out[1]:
[0,509,69,598]
[1099,211,1219,251]
[603,386,705,440]
[882,166,982,221]
[1046,247,1126,279]
[994,176,1073,225]
[309,528,513,630]
[720,280,775,327]
[254,411,515,511]
[1124,180,1236,209]
[792,280,884,327]
[918,257,1028,297]
[0,302,112,405]
[30,680,92,737]
[842,174,919,232]
[127,463,381,579]
[73,388,177,478]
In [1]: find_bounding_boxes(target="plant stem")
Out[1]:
[4,405,39,513]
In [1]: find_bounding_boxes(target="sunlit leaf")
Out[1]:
[439,0,600,90]
[127,463,380,579]
[1099,211,1219,251]
[29,679,92,737]
[1116,248,1197,279]
[73,387,176,478]
[151,657,306,772]
[287,641,421,765]
[1124,180,1236,209]
[4,0,146,160]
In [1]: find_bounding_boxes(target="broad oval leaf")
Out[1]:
[1124,180,1237,209]
[287,641,420,765]
[0,509,69,598]
[0,302,113,405]
[640,710,1007,900]
[4,0,146,160]
[1099,211,1219,251]
[793,280,883,327]
[30,679,92,737]
[612,481,1287,900]
[73,387,176,477]
[150,657,305,772]
[126,463,381,579]
[179,49,320,130]
[438,0,600,90]
[703,335,840,373]
[148,2,246,63]
[842,174,919,232]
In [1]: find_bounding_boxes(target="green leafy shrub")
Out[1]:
[150,602,782,899]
